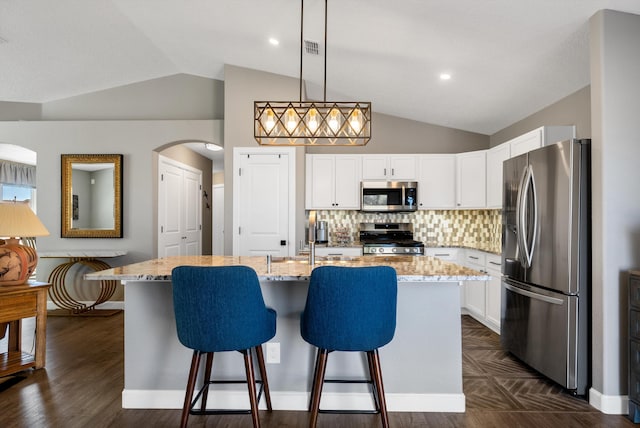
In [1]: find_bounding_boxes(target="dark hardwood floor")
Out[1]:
[0,313,635,427]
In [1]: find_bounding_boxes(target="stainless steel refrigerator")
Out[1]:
[501,138,591,395]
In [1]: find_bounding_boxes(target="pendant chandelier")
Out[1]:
[254,0,371,146]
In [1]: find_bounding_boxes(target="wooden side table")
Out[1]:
[0,281,51,376]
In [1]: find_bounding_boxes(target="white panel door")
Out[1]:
[158,161,183,257]
[158,156,202,258]
[237,153,290,256]
[212,184,224,255]
[183,169,202,256]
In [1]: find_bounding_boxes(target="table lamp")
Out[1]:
[0,200,50,286]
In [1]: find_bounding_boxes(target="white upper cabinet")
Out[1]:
[456,150,486,208]
[305,155,362,210]
[509,125,576,158]
[485,143,510,208]
[417,154,456,209]
[362,155,417,180]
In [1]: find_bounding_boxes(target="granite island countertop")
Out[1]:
[85,255,490,282]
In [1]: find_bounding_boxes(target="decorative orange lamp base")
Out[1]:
[0,238,38,286]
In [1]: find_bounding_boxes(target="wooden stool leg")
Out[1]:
[309,349,329,428]
[366,351,381,412]
[243,349,261,428]
[307,348,322,411]
[369,349,389,428]
[201,352,214,412]
[254,345,273,411]
[181,350,202,428]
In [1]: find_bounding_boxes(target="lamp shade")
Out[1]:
[0,201,49,286]
[0,201,49,238]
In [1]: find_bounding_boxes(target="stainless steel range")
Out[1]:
[360,222,425,255]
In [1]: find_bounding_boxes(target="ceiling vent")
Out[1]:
[304,39,319,55]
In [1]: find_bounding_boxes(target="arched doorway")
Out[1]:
[154,141,224,257]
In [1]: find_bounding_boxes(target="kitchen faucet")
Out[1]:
[308,210,316,265]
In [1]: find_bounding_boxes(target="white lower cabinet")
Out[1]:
[463,250,486,320]
[462,249,502,334]
[485,254,502,333]
[427,247,502,334]
[424,247,460,262]
[313,246,363,257]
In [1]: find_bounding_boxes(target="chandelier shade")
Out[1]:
[255,101,371,146]
[254,0,371,146]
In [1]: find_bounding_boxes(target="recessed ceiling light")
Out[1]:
[269,38,279,46]
[440,73,452,81]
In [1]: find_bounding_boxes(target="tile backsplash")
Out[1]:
[312,209,502,252]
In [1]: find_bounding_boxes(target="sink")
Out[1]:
[270,256,309,264]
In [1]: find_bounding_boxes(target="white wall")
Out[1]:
[41,74,224,120]
[0,119,219,300]
[590,9,640,407]
[223,65,307,255]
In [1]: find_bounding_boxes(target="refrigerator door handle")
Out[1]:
[528,166,538,264]
[519,165,537,268]
[515,167,527,267]
[504,282,564,305]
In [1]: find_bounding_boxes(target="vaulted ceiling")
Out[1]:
[2,1,640,135]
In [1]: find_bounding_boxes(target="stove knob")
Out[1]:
[370,248,376,253]
[392,248,397,253]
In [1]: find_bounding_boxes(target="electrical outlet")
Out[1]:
[266,342,280,364]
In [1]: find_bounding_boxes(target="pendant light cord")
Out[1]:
[323,0,327,103]
[299,0,329,104]
[299,0,304,103]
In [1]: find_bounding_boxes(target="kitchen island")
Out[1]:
[86,255,488,413]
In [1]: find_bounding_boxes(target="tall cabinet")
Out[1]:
[629,271,640,422]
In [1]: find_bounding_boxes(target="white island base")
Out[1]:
[85,255,489,413]
[122,278,465,413]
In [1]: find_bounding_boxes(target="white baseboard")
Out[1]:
[122,389,466,413]
[46,300,125,311]
[589,387,627,414]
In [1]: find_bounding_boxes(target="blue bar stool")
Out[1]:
[301,265,398,428]
[172,266,277,428]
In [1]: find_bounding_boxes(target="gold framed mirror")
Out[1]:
[61,154,123,238]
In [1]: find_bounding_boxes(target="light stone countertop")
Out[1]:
[39,250,128,258]
[84,255,490,282]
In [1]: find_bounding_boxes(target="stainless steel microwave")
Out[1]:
[361,181,418,212]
